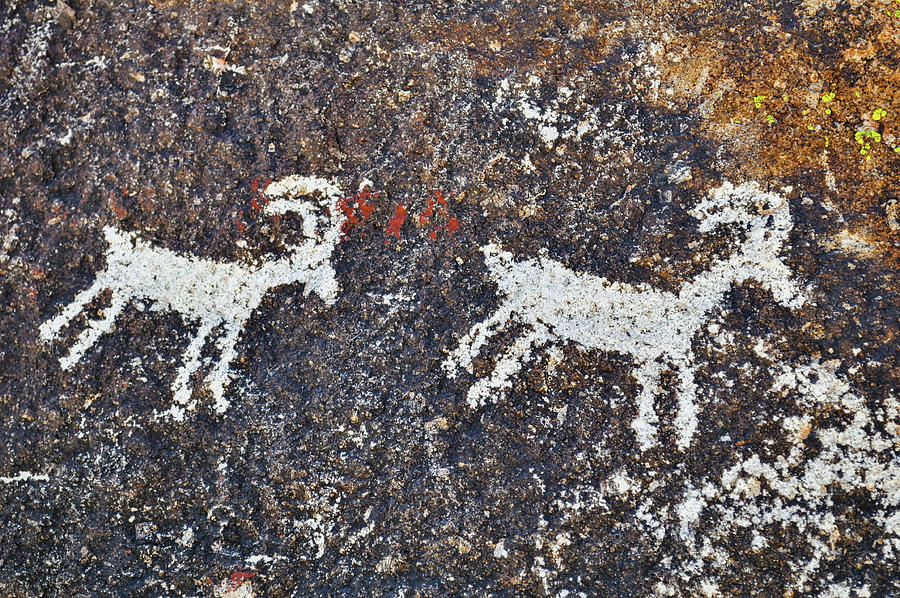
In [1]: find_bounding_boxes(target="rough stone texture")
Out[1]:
[1,0,898,596]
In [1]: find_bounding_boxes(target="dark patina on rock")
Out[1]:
[1,0,898,596]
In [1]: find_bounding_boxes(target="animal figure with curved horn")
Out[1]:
[444,181,810,451]
[39,175,345,419]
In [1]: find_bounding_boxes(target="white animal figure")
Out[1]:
[444,181,810,451]
[39,175,345,419]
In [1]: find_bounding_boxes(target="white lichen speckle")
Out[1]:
[493,540,509,558]
[658,358,900,594]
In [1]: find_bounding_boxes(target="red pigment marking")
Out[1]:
[137,188,155,213]
[433,189,448,209]
[337,196,359,235]
[28,287,37,304]
[250,177,272,211]
[358,188,376,220]
[338,187,380,239]
[235,210,247,233]
[446,216,459,237]
[228,571,255,589]
[385,202,406,242]
[109,192,126,219]
[419,196,435,226]
[418,189,460,240]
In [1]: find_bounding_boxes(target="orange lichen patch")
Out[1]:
[842,41,877,63]
[635,4,900,267]
[801,0,840,15]
[886,200,900,232]
[659,43,722,100]
[412,3,628,77]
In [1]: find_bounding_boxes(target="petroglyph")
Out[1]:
[39,175,345,419]
[444,181,810,450]
[0,471,50,484]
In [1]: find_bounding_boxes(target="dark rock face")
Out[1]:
[1,1,898,596]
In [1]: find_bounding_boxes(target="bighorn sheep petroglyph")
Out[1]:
[39,175,345,419]
[444,181,810,451]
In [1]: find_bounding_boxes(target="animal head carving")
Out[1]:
[263,175,344,242]
[259,175,346,303]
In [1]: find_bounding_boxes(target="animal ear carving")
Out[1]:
[39,175,346,420]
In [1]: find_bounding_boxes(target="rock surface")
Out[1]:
[1,0,898,596]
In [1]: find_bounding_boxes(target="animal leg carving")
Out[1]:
[171,319,216,409]
[58,293,126,371]
[303,262,339,304]
[39,276,110,343]
[631,359,664,451]
[465,322,553,408]
[749,258,810,310]
[39,174,347,418]
[206,322,245,413]
[672,358,699,451]
[444,301,517,376]
[446,182,809,451]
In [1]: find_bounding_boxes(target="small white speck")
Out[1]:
[493,540,508,558]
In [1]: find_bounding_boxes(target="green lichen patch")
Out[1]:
[855,129,882,160]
